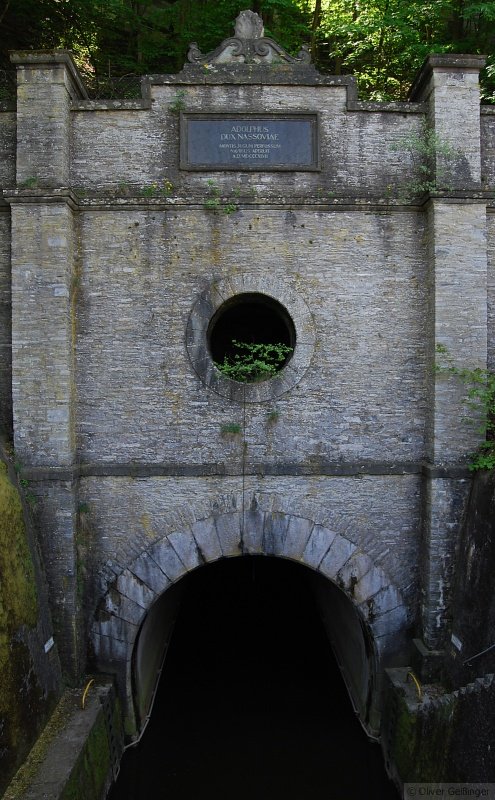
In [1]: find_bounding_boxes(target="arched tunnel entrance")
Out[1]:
[107,556,398,799]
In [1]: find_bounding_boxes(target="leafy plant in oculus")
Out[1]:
[435,343,495,471]
[215,340,293,383]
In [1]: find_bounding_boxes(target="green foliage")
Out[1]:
[138,180,174,197]
[204,180,238,215]
[435,343,495,471]
[168,89,187,114]
[0,0,309,82]
[311,0,495,100]
[215,339,293,383]
[0,462,37,633]
[19,177,38,189]
[220,422,242,434]
[1,0,495,100]
[392,121,458,198]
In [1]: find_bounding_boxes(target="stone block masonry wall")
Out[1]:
[10,199,77,466]
[76,208,428,466]
[11,52,87,188]
[0,43,493,744]
[0,211,12,435]
[71,85,426,198]
[410,58,488,654]
[0,111,15,436]
[384,669,495,785]
[487,212,495,371]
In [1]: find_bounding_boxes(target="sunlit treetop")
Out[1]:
[1,0,494,100]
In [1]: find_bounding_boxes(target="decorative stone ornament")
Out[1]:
[235,9,264,39]
[186,9,312,66]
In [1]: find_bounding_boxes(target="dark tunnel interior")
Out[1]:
[108,556,398,800]
[208,292,296,364]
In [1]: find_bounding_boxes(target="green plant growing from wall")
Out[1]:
[392,121,459,200]
[19,177,38,189]
[204,180,238,215]
[220,422,242,435]
[435,343,495,470]
[139,180,174,197]
[168,89,187,113]
[215,340,293,383]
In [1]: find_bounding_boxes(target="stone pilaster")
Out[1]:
[9,195,78,467]
[410,55,485,190]
[412,57,488,652]
[6,52,87,679]
[11,51,87,188]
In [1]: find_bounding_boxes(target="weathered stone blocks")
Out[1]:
[0,47,492,750]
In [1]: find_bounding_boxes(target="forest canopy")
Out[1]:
[1,0,494,101]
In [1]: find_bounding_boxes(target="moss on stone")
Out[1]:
[0,460,40,795]
[0,462,37,632]
[392,699,418,779]
[2,692,75,800]
[60,712,112,800]
[391,691,458,783]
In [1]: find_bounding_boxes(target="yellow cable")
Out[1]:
[407,670,422,701]
[81,678,95,709]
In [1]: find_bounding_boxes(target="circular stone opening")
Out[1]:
[208,293,296,383]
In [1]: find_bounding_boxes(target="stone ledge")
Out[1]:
[409,53,487,101]
[3,188,79,209]
[3,683,120,800]
[19,459,472,482]
[10,50,88,101]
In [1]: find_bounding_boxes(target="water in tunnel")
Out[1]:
[108,556,399,800]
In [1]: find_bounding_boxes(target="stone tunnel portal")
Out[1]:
[131,556,378,743]
[109,556,400,799]
[92,508,409,745]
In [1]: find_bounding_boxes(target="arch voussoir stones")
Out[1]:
[168,528,204,571]
[116,568,156,609]
[242,508,266,554]
[96,613,138,644]
[359,584,404,623]
[91,506,411,743]
[302,524,337,569]
[337,552,376,603]
[319,534,356,578]
[215,511,243,556]
[130,551,171,595]
[283,516,314,560]
[104,589,147,626]
[191,518,223,562]
[370,605,409,638]
[92,632,130,665]
[148,538,186,581]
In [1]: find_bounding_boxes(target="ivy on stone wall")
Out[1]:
[436,344,495,471]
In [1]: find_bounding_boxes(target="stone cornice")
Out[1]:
[10,50,88,101]
[409,53,486,102]
[18,460,472,482]
[3,188,79,210]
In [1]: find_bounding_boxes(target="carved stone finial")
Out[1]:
[185,8,314,69]
[234,10,264,39]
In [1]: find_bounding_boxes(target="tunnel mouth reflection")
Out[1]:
[109,556,398,800]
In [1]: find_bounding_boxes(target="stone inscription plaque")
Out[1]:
[180,113,320,171]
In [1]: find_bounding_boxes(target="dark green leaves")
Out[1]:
[215,340,293,383]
